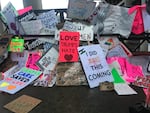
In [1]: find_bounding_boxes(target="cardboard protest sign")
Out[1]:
[59,31,80,62]
[78,44,114,88]
[25,52,42,70]
[0,67,42,94]
[4,95,41,113]
[37,47,58,71]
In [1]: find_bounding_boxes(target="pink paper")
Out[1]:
[128,4,146,34]
[18,6,32,15]
[26,52,41,70]
[125,61,144,82]
[107,57,144,83]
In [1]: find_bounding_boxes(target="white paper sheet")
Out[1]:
[114,83,137,95]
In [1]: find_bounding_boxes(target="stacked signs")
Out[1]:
[78,44,114,88]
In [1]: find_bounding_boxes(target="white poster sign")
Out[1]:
[1,2,19,34]
[21,20,43,35]
[78,44,114,88]
[37,10,58,29]
[37,47,58,71]
[56,22,94,41]
[75,22,94,41]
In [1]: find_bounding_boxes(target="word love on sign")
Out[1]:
[78,44,114,88]
[59,31,80,62]
[0,67,42,94]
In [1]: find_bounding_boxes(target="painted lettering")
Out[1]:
[60,36,78,41]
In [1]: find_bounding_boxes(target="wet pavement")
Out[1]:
[0,85,145,113]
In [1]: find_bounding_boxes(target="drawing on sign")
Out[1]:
[1,2,19,34]
[0,67,42,94]
[64,54,73,61]
[59,31,80,62]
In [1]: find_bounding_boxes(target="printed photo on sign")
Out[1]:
[37,47,58,71]
[59,31,80,62]
[0,67,42,94]
[78,44,114,88]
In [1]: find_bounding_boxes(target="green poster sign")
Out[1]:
[8,37,24,52]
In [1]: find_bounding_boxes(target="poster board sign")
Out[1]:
[11,50,28,67]
[106,44,129,58]
[78,44,114,88]
[0,67,42,94]
[37,10,58,29]
[62,21,94,41]
[37,47,58,71]
[67,0,96,20]
[21,20,43,35]
[75,22,94,41]
[33,70,56,87]
[25,52,41,70]
[59,31,80,62]
[8,37,24,52]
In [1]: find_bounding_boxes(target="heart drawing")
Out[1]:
[64,54,73,61]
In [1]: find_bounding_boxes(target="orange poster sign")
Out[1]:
[59,31,80,62]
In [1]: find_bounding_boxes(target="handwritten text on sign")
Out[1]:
[26,52,41,70]
[59,31,80,62]
[37,47,58,71]
[78,44,114,88]
[0,67,42,94]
